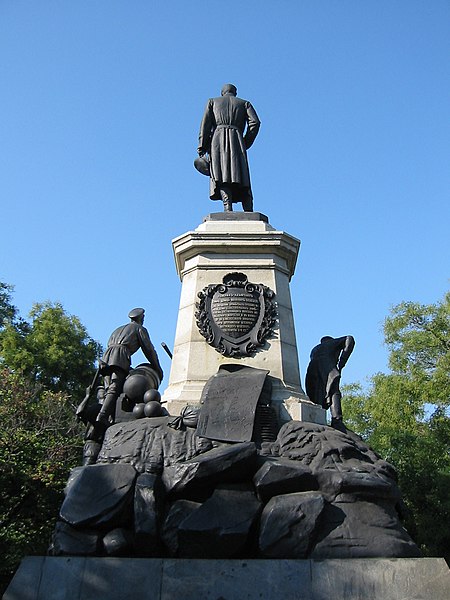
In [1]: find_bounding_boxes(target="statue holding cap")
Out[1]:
[197,84,260,212]
[95,308,163,428]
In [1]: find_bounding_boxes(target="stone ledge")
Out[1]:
[5,557,449,600]
[172,232,300,279]
[203,211,269,222]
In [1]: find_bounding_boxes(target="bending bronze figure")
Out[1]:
[305,335,355,428]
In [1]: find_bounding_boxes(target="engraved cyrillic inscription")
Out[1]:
[211,293,260,337]
[196,272,277,357]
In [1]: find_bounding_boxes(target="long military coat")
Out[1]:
[198,94,260,203]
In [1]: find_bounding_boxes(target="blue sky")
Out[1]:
[1,1,449,392]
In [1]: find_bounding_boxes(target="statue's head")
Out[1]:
[128,307,145,325]
[221,83,237,97]
[320,336,334,343]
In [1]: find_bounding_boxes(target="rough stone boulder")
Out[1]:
[270,421,400,501]
[134,473,165,555]
[96,417,213,474]
[60,463,138,528]
[162,499,203,556]
[102,527,134,556]
[49,522,100,556]
[258,491,325,558]
[253,458,318,503]
[162,441,257,499]
[259,421,420,559]
[177,484,262,558]
[311,496,422,558]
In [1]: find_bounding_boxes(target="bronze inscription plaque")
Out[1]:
[196,272,277,357]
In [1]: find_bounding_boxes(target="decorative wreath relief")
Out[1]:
[195,272,277,357]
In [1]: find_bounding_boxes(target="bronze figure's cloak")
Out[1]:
[198,94,260,204]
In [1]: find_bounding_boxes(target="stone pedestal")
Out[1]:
[162,212,325,424]
[5,557,450,600]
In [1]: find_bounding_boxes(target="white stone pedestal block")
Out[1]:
[162,213,325,425]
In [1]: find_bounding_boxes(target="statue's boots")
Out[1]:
[242,197,253,212]
[82,441,102,465]
[96,370,126,429]
[219,187,233,211]
[330,392,346,431]
[330,392,343,421]
[331,417,347,433]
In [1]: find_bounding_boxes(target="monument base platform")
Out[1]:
[5,556,449,600]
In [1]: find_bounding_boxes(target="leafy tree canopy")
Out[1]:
[0,367,84,594]
[384,293,450,409]
[0,282,21,330]
[0,292,102,398]
[0,282,100,594]
[343,290,450,559]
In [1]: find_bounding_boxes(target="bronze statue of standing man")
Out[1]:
[197,84,260,212]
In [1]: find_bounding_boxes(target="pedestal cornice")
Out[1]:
[173,226,300,282]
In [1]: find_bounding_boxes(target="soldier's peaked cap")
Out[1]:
[128,307,145,319]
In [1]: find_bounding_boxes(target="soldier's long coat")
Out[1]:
[198,94,260,203]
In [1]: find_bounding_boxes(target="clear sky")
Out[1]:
[1,1,449,393]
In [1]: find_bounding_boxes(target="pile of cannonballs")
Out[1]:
[132,388,162,418]
[122,369,163,419]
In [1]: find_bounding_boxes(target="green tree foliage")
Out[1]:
[0,368,84,593]
[0,300,101,398]
[343,291,450,559]
[0,282,18,326]
[0,283,100,594]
